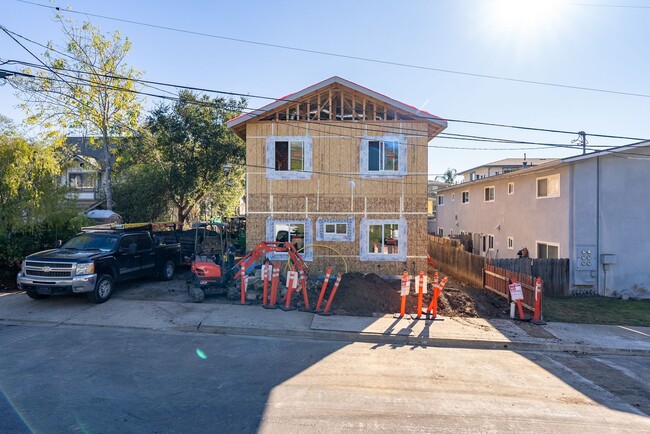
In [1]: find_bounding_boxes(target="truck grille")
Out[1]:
[25,261,74,278]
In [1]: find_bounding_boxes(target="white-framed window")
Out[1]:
[451,193,455,201]
[482,234,494,253]
[360,135,407,178]
[537,174,560,198]
[68,172,95,189]
[266,136,312,180]
[360,218,406,261]
[508,182,514,195]
[462,191,469,204]
[507,237,514,249]
[437,195,444,206]
[484,186,495,202]
[438,228,444,237]
[537,241,560,259]
[316,217,355,242]
[266,218,313,260]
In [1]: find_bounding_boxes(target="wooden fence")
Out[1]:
[428,235,570,296]
[483,264,537,311]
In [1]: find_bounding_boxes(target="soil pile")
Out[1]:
[327,272,401,316]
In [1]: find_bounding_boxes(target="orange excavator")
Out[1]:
[188,241,308,303]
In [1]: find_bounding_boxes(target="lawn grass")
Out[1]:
[544,296,650,327]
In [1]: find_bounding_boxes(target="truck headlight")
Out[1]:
[75,263,95,275]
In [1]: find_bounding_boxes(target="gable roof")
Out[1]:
[227,76,447,139]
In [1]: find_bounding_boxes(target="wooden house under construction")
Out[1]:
[227,76,447,275]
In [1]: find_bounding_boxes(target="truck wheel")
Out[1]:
[160,260,175,281]
[88,274,114,304]
[188,285,205,303]
[26,291,49,300]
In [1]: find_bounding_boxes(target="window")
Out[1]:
[482,234,494,253]
[537,174,560,198]
[266,136,312,180]
[266,218,313,260]
[368,140,399,172]
[451,193,455,201]
[537,242,560,259]
[484,186,495,202]
[360,218,406,261]
[360,136,406,178]
[274,140,304,171]
[507,237,514,249]
[462,191,470,203]
[508,182,514,195]
[316,217,355,242]
[438,228,444,236]
[68,173,95,189]
[437,195,444,206]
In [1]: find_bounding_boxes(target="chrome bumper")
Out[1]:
[16,272,97,294]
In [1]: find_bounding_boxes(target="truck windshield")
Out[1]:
[62,234,118,252]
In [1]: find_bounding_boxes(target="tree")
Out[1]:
[436,168,458,185]
[139,90,246,226]
[112,163,171,223]
[0,118,82,265]
[13,18,142,210]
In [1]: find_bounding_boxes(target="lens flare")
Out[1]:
[195,348,207,359]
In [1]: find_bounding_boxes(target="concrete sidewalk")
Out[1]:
[1,291,649,355]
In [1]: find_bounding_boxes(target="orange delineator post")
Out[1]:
[415,271,424,319]
[315,268,332,311]
[262,262,270,306]
[427,276,448,317]
[283,268,299,310]
[299,269,310,310]
[533,277,545,324]
[322,273,342,314]
[268,265,280,307]
[240,265,247,304]
[398,271,408,317]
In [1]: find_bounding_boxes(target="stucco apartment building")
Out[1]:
[437,141,650,299]
[227,76,447,275]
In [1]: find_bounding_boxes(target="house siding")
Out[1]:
[244,120,430,275]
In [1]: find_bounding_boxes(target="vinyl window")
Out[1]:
[462,191,470,203]
[537,174,560,198]
[537,242,560,259]
[484,186,495,202]
[508,182,514,195]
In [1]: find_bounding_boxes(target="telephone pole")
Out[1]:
[572,131,588,154]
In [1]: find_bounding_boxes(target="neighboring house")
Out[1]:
[427,180,448,234]
[436,141,650,298]
[227,76,447,275]
[60,154,103,210]
[458,157,556,182]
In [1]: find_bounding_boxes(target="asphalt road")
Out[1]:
[0,324,648,433]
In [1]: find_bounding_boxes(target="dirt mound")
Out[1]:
[327,272,401,316]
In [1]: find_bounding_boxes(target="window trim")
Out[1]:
[265,218,313,260]
[359,135,407,178]
[508,182,514,195]
[359,218,407,261]
[536,241,560,259]
[451,193,455,201]
[437,195,444,206]
[484,186,495,202]
[507,237,514,249]
[438,228,444,236]
[266,136,312,180]
[461,190,470,204]
[536,174,560,199]
[316,217,355,242]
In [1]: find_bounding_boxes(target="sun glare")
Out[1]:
[488,0,566,38]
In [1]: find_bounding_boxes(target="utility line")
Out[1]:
[16,0,650,100]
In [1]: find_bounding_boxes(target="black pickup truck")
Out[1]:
[16,223,181,303]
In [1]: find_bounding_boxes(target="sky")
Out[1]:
[1,0,650,178]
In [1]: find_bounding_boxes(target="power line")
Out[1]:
[16,0,650,101]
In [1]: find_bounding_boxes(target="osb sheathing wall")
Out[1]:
[246,121,430,276]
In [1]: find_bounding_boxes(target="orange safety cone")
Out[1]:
[315,268,332,311]
[532,277,546,324]
[395,271,409,318]
[320,273,342,315]
[264,265,280,309]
